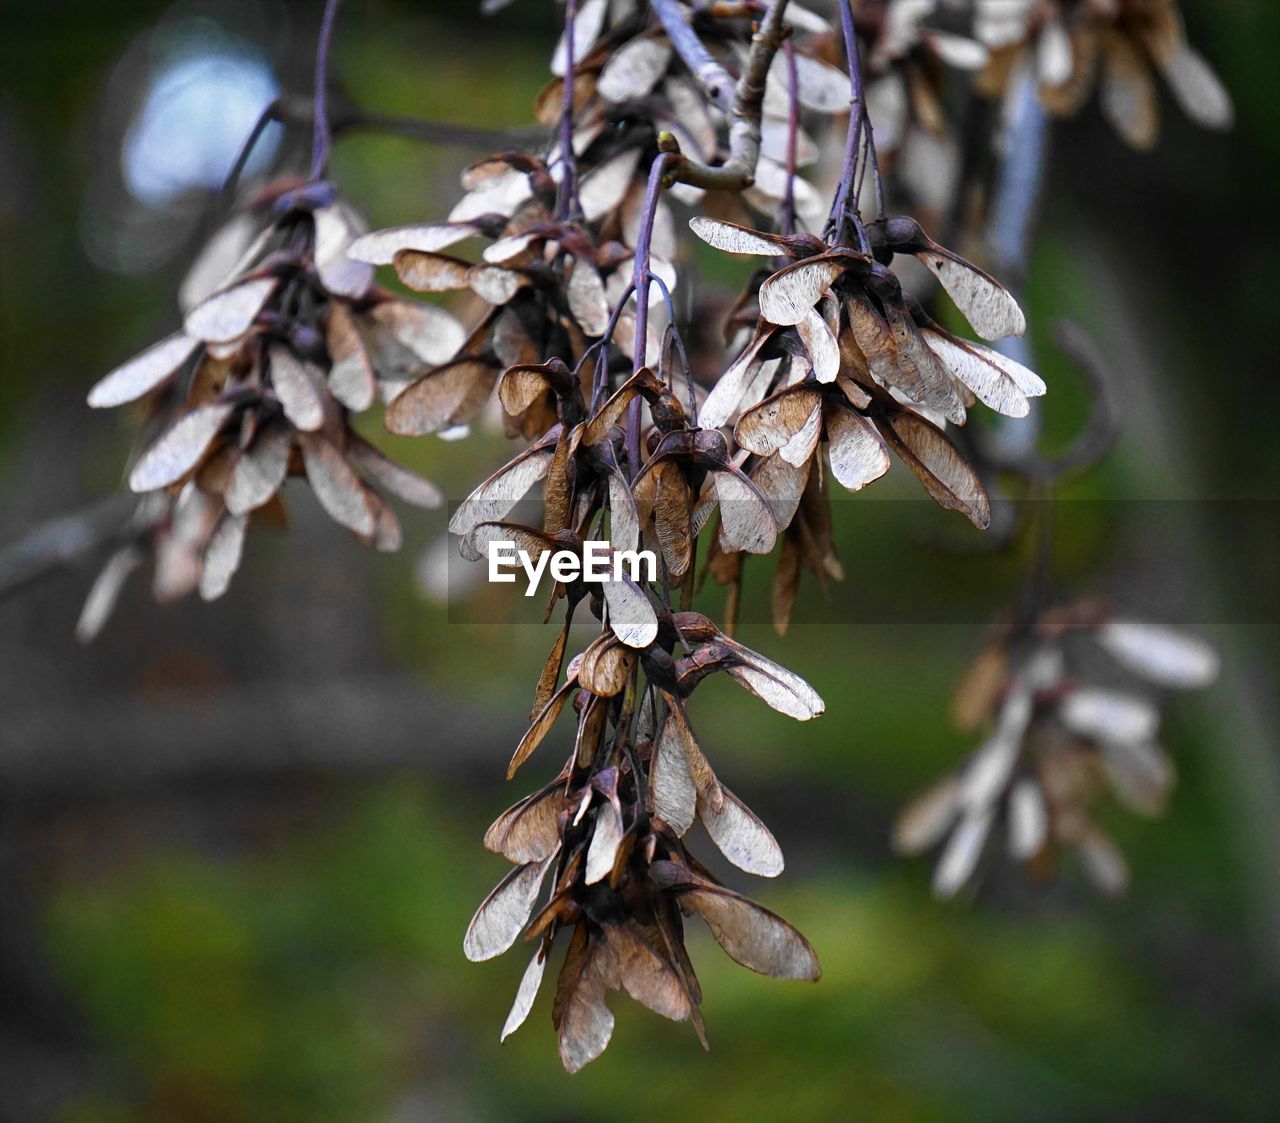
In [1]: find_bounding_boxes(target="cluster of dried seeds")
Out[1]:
[76,0,1232,1074]
[80,184,453,637]
[895,601,1219,896]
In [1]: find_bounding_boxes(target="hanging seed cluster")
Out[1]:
[79,0,1230,1072]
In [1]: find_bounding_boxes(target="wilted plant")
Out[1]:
[30,0,1231,1073]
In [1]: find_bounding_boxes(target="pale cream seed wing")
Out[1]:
[758,256,846,326]
[268,344,326,432]
[347,435,443,509]
[688,216,792,257]
[297,432,377,537]
[88,332,200,409]
[128,401,235,492]
[183,276,278,343]
[698,785,784,877]
[462,851,558,962]
[500,948,547,1042]
[916,248,1026,341]
[226,422,291,516]
[1096,619,1219,688]
[825,403,890,491]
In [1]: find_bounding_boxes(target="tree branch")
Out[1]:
[655,0,790,191]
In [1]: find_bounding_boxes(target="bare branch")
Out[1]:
[655,0,790,192]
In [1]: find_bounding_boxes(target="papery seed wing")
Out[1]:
[651,707,697,835]
[600,923,691,1023]
[770,50,850,112]
[1078,828,1129,895]
[578,635,634,697]
[129,402,235,492]
[698,785,784,877]
[500,948,547,1042]
[184,275,278,343]
[463,850,558,962]
[601,574,659,649]
[367,489,402,552]
[557,942,614,1073]
[89,333,199,409]
[658,692,722,812]
[757,256,846,326]
[923,329,1044,417]
[750,451,809,531]
[721,639,825,720]
[893,776,961,855]
[313,204,374,299]
[713,469,778,555]
[579,148,643,222]
[326,301,376,411]
[598,36,672,101]
[1059,688,1159,744]
[75,545,143,644]
[347,435,443,508]
[883,302,967,424]
[688,216,793,258]
[198,512,248,602]
[735,385,824,456]
[348,221,481,264]
[699,329,775,430]
[932,809,992,898]
[1096,619,1219,689]
[567,257,610,337]
[607,469,641,554]
[507,678,576,779]
[679,883,820,981]
[484,782,568,863]
[392,250,473,292]
[797,307,840,383]
[778,398,823,467]
[451,443,555,539]
[1161,45,1233,130]
[551,0,607,74]
[825,402,890,491]
[652,461,693,576]
[583,370,647,446]
[584,803,625,885]
[297,433,377,536]
[226,421,291,516]
[498,365,553,417]
[367,299,467,367]
[469,264,525,305]
[1099,738,1174,817]
[268,344,326,431]
[916,247,1026,341]
[1007,779,1048,860]
[1101,29,1158,150]
[876,409,990,529]
[384,359,499,436]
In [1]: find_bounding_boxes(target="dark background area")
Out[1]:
[1,1,1277,1120]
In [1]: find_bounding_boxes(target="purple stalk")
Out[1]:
[308,0,343,182]
[828,0,873,249]
[625,151,673,479]
[780,37,800,234]
[557,0,581,220]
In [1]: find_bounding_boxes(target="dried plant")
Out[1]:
[16,0,1230,1074]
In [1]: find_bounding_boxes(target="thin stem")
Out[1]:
[626,151,674,478]
[780,37,799,234]
[650,0,735,113]
[557,0,581,220]
[828,0,876,249]
[309,0,342,182]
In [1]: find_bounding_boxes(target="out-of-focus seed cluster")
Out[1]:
[80,183,453,638]
[895,601,1219,896]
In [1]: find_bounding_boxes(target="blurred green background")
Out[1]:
[1,1,1277,1120]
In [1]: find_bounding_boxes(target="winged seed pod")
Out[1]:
[689,211,1040,627]
[894,599,1218,897]
[973,0,1233,150]
[80,186,448,631]
[466,611,822,1071]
